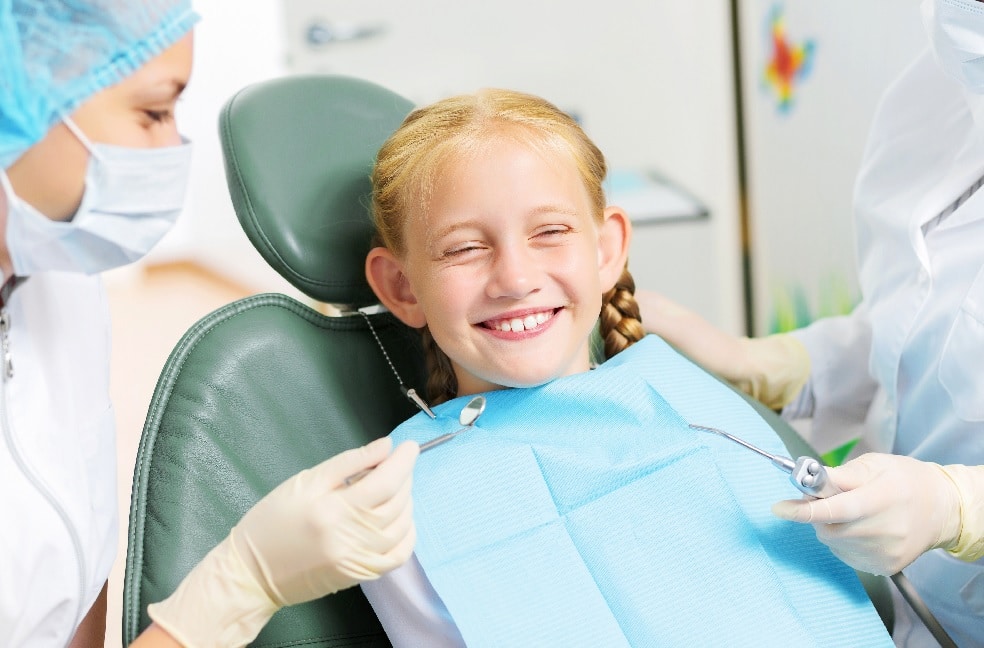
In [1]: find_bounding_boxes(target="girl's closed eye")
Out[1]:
[440,241,487,260]
[532,224,575,243]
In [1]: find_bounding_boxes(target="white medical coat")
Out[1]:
[788,47,984,648]
[0,272,117,646]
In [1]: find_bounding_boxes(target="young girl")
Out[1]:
[362,88,893,647]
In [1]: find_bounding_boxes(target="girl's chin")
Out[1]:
[455,356,591,395]
[462,371,569,394]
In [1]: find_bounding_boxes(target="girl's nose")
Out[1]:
[486,245,538,299]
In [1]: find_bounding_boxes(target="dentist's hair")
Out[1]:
[371,88,644,404]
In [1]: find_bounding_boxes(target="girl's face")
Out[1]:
[368,135,630,397]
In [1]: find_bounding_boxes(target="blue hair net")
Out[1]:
[0,0,199,168]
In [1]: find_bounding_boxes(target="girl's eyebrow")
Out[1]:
[433,204,579,238]
[429,204,581,244]
[430,218,483,243]
[528,204,579,219]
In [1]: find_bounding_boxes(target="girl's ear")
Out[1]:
[365,247,427,328]
[597,206,632,291]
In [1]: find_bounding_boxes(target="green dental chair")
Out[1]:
[122,75,424,647]
[121,74,893,647]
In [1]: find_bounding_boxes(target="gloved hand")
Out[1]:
[635,290,811,409]
[148,437,419,648]
[770,453,984,575]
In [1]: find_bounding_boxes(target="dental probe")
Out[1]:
[343,395,486,487]
[688,423,841,498]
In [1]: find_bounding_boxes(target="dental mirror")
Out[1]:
[419,395,486,452]
[460,395,486,426]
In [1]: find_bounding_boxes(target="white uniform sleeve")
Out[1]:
[360,553,466,648]
[782,304,880,452]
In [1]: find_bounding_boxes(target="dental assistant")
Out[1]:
[640,1,984,645]
[1,3,418,647]
[0,3,199,643]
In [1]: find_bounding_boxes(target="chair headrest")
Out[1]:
[219,75,413,305]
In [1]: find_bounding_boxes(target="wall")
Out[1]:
[141,0,300,296]
[151,0,746,334]
[738,1,927,333]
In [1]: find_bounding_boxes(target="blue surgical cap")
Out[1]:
[0,0,199,168]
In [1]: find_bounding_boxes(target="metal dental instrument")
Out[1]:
[343,395,486,487]
[690,423,959,648]
[417,395,486,452]
[688,423,841,499]
[356,308,437,419]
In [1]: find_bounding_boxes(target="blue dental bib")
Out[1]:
[390,335,892,647]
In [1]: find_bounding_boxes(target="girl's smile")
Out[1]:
[480,307,558,334]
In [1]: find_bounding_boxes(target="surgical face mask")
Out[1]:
[922,0,984,92]
[1,117,192,276]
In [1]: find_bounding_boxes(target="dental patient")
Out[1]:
[361,88,893,647]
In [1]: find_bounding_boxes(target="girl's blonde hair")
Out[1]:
[371,88,644,404]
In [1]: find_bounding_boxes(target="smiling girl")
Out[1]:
[367,89,643,403]
[361,88,892,647]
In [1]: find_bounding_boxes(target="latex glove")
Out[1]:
[771,453,971,575]
[942,463,984,563]
[635,290,810,409]
[148,437,419,648]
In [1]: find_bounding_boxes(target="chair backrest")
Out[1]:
[122,74,892,646]
[122,75,424,647]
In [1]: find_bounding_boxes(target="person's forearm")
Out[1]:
[68,581,107,648]
[635,289,809,410]
[130,623,184,648]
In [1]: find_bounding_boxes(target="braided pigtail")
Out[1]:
[421,326,458,405]
[599,263,645,360]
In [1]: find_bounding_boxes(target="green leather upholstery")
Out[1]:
[122,75,421,647]
[220,75,414,307]
[122,74,891,646]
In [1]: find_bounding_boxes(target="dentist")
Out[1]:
[640,1,984,645]
[1,2,417,646]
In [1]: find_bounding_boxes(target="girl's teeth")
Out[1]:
[496,311,552,332]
